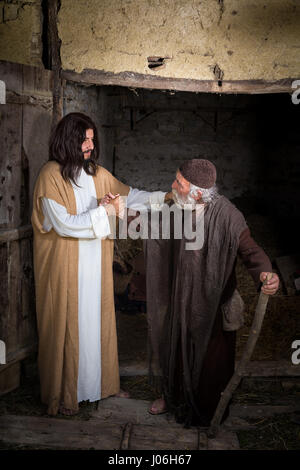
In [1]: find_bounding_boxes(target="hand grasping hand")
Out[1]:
[99,193,125,219]
[99,194,111,205]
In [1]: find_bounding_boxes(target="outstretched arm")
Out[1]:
[126,187,167,211]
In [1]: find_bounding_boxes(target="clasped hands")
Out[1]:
[99,192,125,218]
[99,191,174,218]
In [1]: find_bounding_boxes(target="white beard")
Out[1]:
[172,189,198,210]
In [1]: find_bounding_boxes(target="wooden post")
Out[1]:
[48,0,63,131]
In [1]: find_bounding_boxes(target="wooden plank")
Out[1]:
[6,91,52,110]
[17,236,37,346]
[0,344,37,372]
[198,432,208,450]
[62,68,295,95]
[22,63,53,95]
[0,103,22,229]
[92,398,203,450]
[241,360,300,377]
[0,237,36,366]
[0,61,53,96]
[22,105,52,220]
[0,362,20,395]
[207,429,240,450]
[120,422,133,450]
[0,415,124,450]
[129,423,199,450]
[92,396,176,426]
[48,0,63,129]
[119,359,300,378]
[6,238,36,358]
[0,61,51,391]
[0,61,22,94]
[230,404,300,418]
[0,414,242,451]
[0,244,9,338]
[6,240,20,354]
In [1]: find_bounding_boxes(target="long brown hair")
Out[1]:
[49,112,100,185]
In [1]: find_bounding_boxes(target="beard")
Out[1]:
[172,188,198,210]
[82,150,96,172]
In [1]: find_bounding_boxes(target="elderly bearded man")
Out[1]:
[145,159,279,426]
[31,112,171,416]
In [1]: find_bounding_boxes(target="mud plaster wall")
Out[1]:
[0,0,42,67]
[1,0,299,80]
[58,0,300,80]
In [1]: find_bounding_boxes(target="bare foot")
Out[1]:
[58,404,78,416]
[115,389,130,398]
[148,398,167,415]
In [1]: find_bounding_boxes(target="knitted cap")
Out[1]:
[179,159,217,189]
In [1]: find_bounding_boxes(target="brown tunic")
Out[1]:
[31,161,129,415]
[145,196,272,426]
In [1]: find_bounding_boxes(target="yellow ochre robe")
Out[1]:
[31,161,131,415]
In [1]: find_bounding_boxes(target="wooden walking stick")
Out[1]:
[208,273,273,438]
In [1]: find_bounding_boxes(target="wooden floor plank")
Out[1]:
[128,423,199,450]
[119,360,300,377]
[207,430,240,450]
[0,415,124,450]
[230,404,300,418]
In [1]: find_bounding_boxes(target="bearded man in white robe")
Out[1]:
[31,112,170,415]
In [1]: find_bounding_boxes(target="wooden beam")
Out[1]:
[6,90,52,111]
[119,359,300,377]
[48,0,63,129]
[0,224,33,243]
[0,344,37,373]
[62,68,295,94]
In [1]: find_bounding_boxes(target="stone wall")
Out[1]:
[63,82,300,219]
[101,86,266,202]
